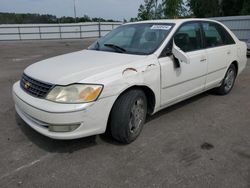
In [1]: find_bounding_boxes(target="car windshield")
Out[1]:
[88,23,174,55]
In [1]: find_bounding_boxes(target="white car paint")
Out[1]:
[13,19,247,140]
[159,44,208,105]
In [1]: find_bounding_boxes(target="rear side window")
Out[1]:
[174,23,202,52]
[217,24,235,45]
[202,22,235,48]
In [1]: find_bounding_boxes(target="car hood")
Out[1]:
[25,50,147,85]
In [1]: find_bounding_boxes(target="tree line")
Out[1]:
[133,0,250,21]
[0,12,118,24]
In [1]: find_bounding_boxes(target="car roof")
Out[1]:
[125,18,220,25]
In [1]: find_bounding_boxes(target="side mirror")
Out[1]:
[172,41,190,64]
[164,47,172,56]
[160,45,172,57]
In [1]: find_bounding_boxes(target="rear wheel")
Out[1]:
[214,64,237,95]
[110,89,147,144]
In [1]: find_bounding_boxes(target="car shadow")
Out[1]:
[100,91,211,145]
[16,91,211,151]
[146,91,210,123]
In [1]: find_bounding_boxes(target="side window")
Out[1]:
[217,24,235,45]
[174,23,202,52]
[201,22,234,48]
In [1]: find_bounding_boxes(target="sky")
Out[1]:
[0,0,145,20]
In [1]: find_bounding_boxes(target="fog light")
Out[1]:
[49,124,80,132]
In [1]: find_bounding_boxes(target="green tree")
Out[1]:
[137,4,150,20]
[79,15,91,22]
[162,0,183,18]
[188,0,220,17]
[130,17,138,22]
[241,0,250,15]
[0,12,120,24]
[137,0,155,20]
[221,0,244,16]
[0,12,58,24]
[154,0,164,19]
[59,16,75,23]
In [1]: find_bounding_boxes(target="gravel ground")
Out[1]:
[0,39,250,188]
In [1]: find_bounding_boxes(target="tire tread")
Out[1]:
[110,89,147,144]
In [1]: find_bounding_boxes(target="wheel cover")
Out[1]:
[129,98,145,134]
[224,69,235,92]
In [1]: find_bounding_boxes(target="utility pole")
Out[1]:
[73,0,77,22]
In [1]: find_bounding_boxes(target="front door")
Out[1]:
[159,22,207,106]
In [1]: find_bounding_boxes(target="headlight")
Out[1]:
[46,84,103,103]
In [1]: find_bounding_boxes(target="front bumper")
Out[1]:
[13,81,116,140]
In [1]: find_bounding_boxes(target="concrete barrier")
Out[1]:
[0,22,121,41]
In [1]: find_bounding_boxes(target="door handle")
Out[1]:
[227,50,231,55]
[200,55,207,62]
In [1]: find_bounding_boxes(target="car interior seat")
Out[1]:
[174,33,191,52]
[142,32,157,51]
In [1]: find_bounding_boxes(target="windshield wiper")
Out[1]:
[104,43,126,53]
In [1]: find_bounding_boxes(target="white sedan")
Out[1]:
[13,19,247,143]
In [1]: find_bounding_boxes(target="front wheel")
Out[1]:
[214,64,237,95]
[110,89,147,144]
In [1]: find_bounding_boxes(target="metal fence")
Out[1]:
[0,22,121,41]
[0,16,249,41]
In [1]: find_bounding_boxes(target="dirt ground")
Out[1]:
[0,39,250,188]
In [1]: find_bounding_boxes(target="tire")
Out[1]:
[110,89,147,144]
[214,64,237,95]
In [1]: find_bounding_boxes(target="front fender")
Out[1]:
[99,56,161,113]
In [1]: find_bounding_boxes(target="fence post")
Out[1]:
[59,25,62,39]
[98,22,101,38]
[18,26,21,40]
[79,25,82,39]
[38,26,42,39]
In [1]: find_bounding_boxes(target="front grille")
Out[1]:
[20,74,54,98]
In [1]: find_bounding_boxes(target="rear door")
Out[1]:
[201,22,236,89]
